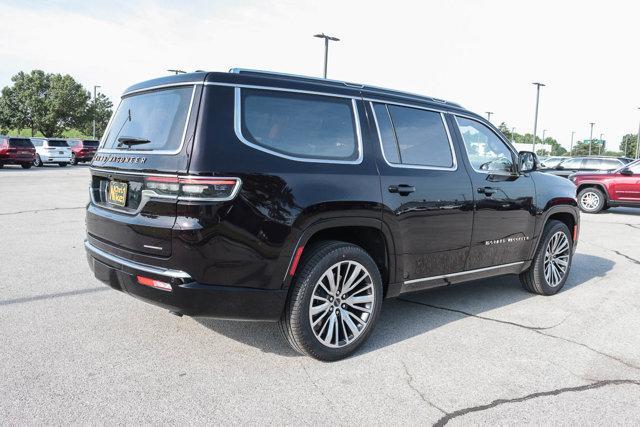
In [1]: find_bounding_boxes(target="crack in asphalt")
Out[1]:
[0,206,85,216]
[432,379,640,426]
[400,361,447,414]
[397,298,640,371]
[397,298,568,331]
[581,240,640,266]
[627,224,640,231]
[297,362,340,415]
[0,287,109,306]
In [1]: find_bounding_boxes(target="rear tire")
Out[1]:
[21,163,31,169]
[279,241,383,361]
[520,220,573,295]
[577,187,605,213]
[58,162,68,167]
[69,153,77,165]
[33,155,42,167]
[0,163,4,168]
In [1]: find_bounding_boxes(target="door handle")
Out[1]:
[388,184,415,195]
[477,186,497,196]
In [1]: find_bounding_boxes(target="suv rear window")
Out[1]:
[82,140,99,147]
[47,140,69,147]
[101,86,194,152]
[239,89,359,162]
[8,138,33,148]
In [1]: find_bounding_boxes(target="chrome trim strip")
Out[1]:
[233,87,363,164]
[404,261,525,285]
[98,85,197,155]
[85,240,192,279]
[369,101,458,171]
[211,82,358,99]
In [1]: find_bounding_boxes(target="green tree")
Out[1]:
[80,93,113,138]
[0,70,90,137]
[620,134,638,158]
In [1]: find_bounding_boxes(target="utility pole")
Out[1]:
[511,127,516,143]
[314,33,340,79]
[92,85,101,139]
[486,111,493,122]
[167,69,186,74]
[532,82,545,153]
[588,122,595,156]
[570,131,575,155]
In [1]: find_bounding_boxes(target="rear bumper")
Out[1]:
[0,155,34,164]
[40,155,71,163]
[85,240,287,321]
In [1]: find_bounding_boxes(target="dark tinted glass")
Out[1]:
[48,140,69,147]
[387,105,453,168]
[373,104,400,164]
[82,140,99,147]
[102,86,193,151]
[8,138,33,148]
[241,89,358,161]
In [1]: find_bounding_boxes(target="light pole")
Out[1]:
[636,107,640,159]
[511,127,516,143]
[485,111,493,122]
[167,69,186,74]
[588,122,595,156]
[532,82,545,152]
[92,85,101,139]
[570,131,575,155]
[314,33,340,79]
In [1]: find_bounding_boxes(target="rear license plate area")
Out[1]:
[107,181,128,207]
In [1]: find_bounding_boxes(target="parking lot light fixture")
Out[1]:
[636,107,640,159]
[570,131,575,155]
[485,111,493,122]
[511,127,516,143]
[93,85,101,139]
[599,133,604,155]
[314,33,340,79]
[588,122,595,156]
[532,82,545,152]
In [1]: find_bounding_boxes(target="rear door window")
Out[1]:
[239,89,360,162]
[560,158,583,169]
[101,86,195,152]
[599,159,622,169]
[373,103,455,169]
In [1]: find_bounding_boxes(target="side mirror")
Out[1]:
[518,151,538,173]
[620,167,633,176]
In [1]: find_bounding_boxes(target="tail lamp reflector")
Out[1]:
[289,246,305,277]
[137,275,172,292]
[144,176,240,200]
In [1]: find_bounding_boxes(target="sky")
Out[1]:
[1,0,638,150]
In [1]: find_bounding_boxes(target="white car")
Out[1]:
[31,138,73,167]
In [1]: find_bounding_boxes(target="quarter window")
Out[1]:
[240,89,359,161]
[374,103,454,168]
[456,117,514,174]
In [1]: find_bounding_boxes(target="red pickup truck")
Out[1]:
[570,160,640,213]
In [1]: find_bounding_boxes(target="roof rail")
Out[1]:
[229,68,461,108]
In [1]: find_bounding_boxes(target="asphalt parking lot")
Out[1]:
[1,166,639,425]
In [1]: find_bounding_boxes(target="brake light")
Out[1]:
[144,176,241,201]
[0,139,8,155]
[136,275,172,292]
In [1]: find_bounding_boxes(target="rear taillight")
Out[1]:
[0,139,8,154]
[144,176,241,202]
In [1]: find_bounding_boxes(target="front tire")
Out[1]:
[520,220,573,295]
[33,155,43,167]
[70,153,77,165]
[58,162,68,167]
[578,187,605,213]
[280,241,383,361]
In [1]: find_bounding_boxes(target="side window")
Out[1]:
[240,89,359,162]
[373,103,454,169]
[584,158,602,169]
[560,158,583,169]
[628,161,640,174]
[456,117,514,173]
[600,159,622,169]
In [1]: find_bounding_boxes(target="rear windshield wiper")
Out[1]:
[117,136,151,149]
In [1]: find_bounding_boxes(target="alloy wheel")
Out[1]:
[543,231,570,287]
[580,191,600,211]
[308,260,375,348]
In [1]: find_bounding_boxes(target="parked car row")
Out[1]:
[540,156,633,177]
[0,136,99,168]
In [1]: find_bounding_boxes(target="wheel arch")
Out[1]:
[528,205,580,261]
[281,217,397,295]
[576,182,610,201]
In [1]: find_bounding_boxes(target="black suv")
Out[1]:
[85,69,580,361]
